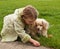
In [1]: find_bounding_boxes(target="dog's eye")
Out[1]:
[40,25,42,26]
[35,25,37,26]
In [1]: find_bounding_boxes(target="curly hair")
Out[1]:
[23,5,39,19]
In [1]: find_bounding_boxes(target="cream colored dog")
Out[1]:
[35,18,49,38]
[25,18,49,40]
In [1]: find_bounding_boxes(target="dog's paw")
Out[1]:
[48,34,53,38]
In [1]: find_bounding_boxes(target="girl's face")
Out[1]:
[22,15,36,25]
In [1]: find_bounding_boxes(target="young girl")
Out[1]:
[1,5,40,47]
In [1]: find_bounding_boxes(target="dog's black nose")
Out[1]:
[37,28,39,31]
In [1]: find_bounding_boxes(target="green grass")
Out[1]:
[0,0,60,49]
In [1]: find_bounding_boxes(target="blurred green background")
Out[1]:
[0,0,60,49]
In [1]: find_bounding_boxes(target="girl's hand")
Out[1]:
[29,38,40,47]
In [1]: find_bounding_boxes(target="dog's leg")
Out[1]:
[42,29,48,38]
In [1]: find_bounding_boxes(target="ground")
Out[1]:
[0,42,51,49]
[0,38,52,49]
[0,0,60,49]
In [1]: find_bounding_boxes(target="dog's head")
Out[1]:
[35,19,49,32]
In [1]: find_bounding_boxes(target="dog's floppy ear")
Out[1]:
[34,21,37,26]
[42,20,49,29]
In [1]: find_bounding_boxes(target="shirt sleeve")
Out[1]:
[14,20,31,43]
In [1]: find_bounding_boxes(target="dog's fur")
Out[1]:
[25,18,49,40]
[35,18,49,37]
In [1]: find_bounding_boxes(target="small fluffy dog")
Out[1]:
[35,18,49,37]
[25,18,49,40]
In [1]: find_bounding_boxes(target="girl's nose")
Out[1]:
[29,20,33,23]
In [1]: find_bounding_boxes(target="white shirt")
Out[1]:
[1,8,31,43]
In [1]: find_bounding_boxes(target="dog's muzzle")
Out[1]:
[37,26,42,31]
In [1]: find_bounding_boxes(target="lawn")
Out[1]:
[0,0,60,49]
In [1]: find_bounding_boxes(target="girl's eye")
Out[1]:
[40,25,42,26]
[24,16,28,19]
